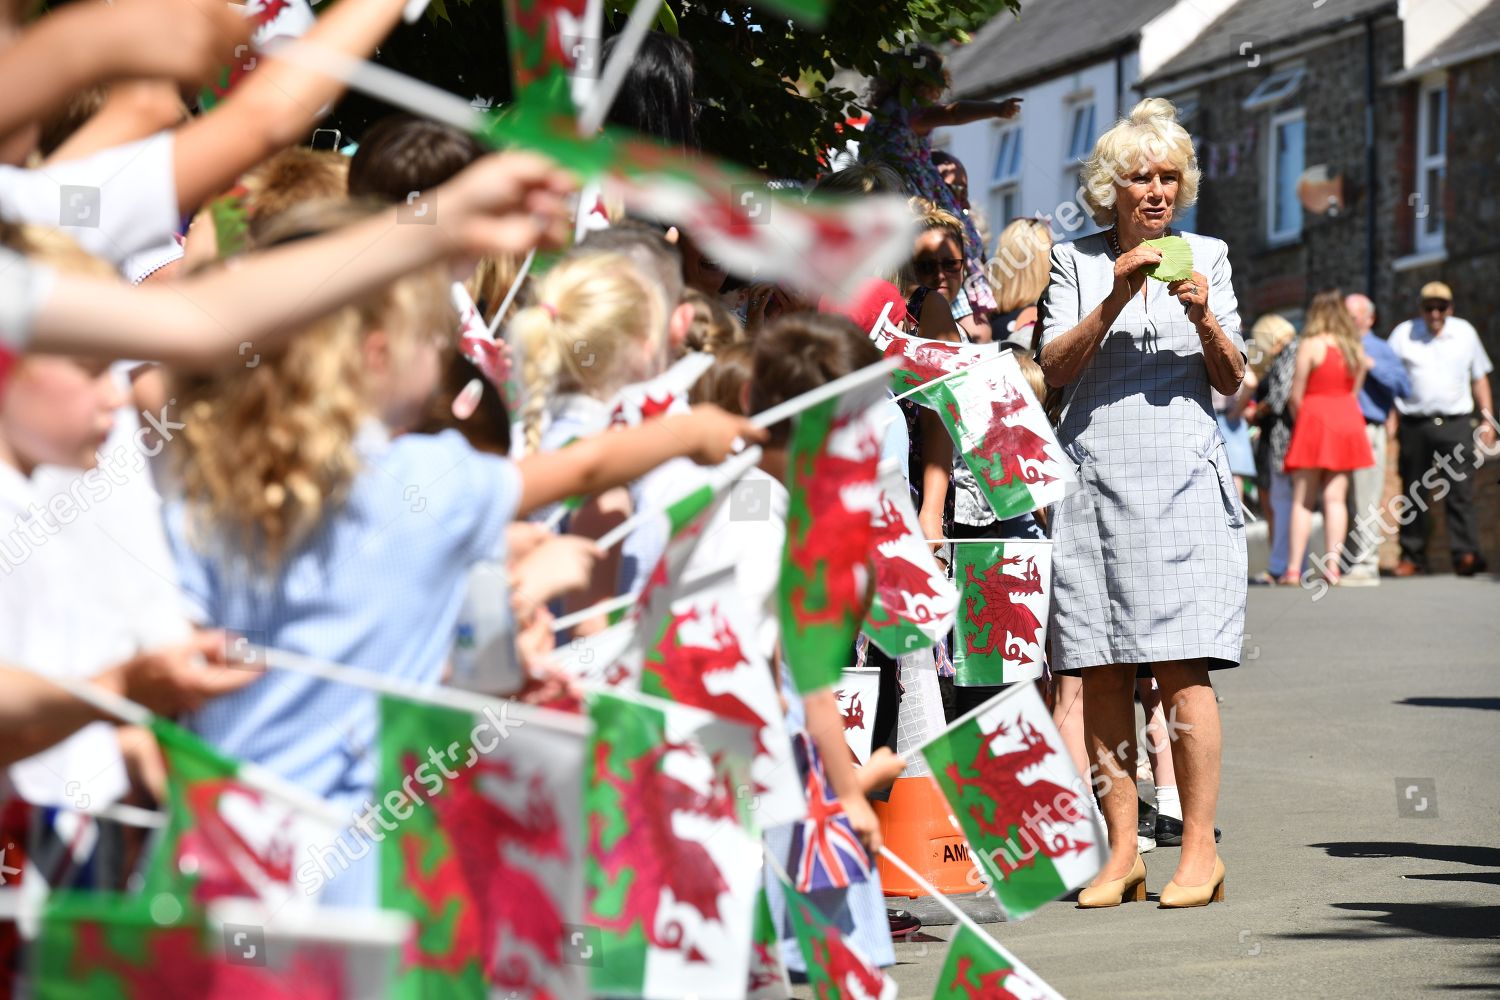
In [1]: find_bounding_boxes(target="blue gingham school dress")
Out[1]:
[1037,231,1248,672]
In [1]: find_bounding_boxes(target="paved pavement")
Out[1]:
[796,575,1500,999]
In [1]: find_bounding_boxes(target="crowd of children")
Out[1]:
[0,0,1106,991]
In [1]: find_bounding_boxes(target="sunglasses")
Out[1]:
[1421,300,1451,313]
[914,256,964,276]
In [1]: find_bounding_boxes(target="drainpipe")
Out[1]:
[1364,15,1378,297]
[1116,47,1126,119]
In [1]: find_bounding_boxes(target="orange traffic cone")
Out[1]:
[873,774,981,898]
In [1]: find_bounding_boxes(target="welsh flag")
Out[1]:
[142,718,340,909]
[32,893,404,999]
[745,887,788,999]
[198,0,316,110]
[750,0,833,24]
[937,924,1065,1000]
[500,0,603,110]
[376,695,588,1000]
[547,354,718,520]
[585,690,761,998]
[557,618,643,689]
[481,103,913,300]
[861,463,958,656]
[781,878,896,1000]
[870,318,997,395]
[635,451,803,828]
[951,540,1052,687]
[919,683,1104,920]
[609,352,714,427]
[917,352,1074,521]
[778,378,887,695]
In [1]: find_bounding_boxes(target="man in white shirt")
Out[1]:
[1388,282,1496,577]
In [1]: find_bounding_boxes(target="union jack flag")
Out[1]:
[788,732,871,893]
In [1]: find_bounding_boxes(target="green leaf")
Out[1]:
[1142,235,1194,283]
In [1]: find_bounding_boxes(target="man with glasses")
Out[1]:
[1388,282,1496,576]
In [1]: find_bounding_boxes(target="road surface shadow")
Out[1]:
[1397,697,1500,712]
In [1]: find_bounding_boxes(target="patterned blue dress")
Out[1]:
[1037,231,1248,672]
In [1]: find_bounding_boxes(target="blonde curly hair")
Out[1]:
[171,201,450,566]
[511,252,666,454]
[1080,97,1201,227]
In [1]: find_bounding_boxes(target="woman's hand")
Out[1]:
[1168,270,1210,327]
[1111,244,1163,304]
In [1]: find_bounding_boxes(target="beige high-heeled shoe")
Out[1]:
[1077,854,1147,908]
[1158,856,1226,908]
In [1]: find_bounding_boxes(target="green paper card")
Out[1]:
[1142,235,1193,282]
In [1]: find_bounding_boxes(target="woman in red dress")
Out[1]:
[1283,290,1376,585]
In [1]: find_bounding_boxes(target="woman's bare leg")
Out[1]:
[1322,470,1351,577]
[1285,468,1320,579]
[1152,659,1222,886]
[1082,664,1139,882]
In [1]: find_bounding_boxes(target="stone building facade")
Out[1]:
[1143,2,1500,568]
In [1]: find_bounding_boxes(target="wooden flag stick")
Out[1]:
[550,591,637,633]
[31,670,344,827]
[262,38,483,134]
[250,645,589,737]
[576,0,662,137]
[486,247,537,338]
[750,357,899,430]
[890,348,1007,404]
[878,844,1003,939]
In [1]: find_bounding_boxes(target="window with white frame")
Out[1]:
[1062,101,1095,203]
[988,124,1023,233]
[1266,107,1305,244]
[1415,77,1447,253]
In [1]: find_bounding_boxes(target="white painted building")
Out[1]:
[931,0,1237,253]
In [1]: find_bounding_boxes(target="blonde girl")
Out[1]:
[987,217,1054,349]
[165,204,758,906]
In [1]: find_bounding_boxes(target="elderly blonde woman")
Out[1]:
[1037,98,1245,909]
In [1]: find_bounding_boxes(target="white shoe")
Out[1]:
[1340,570,1380,587]
[1138,833,1157,854]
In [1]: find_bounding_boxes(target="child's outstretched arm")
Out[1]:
[515,406,767,518]
[25,152,572,366]
[0,0,248,144]
[171,0,408,214]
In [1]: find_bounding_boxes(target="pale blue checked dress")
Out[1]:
[1037,231,1248,673]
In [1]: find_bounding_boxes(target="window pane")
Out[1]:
[1424,166,1444,236]
[1426,88,1446,159]
[1274,117,1305,235]
[1067,105,1094,160]
[1010,129,1023,176]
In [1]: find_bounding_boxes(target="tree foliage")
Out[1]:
[336,0,1020,179]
